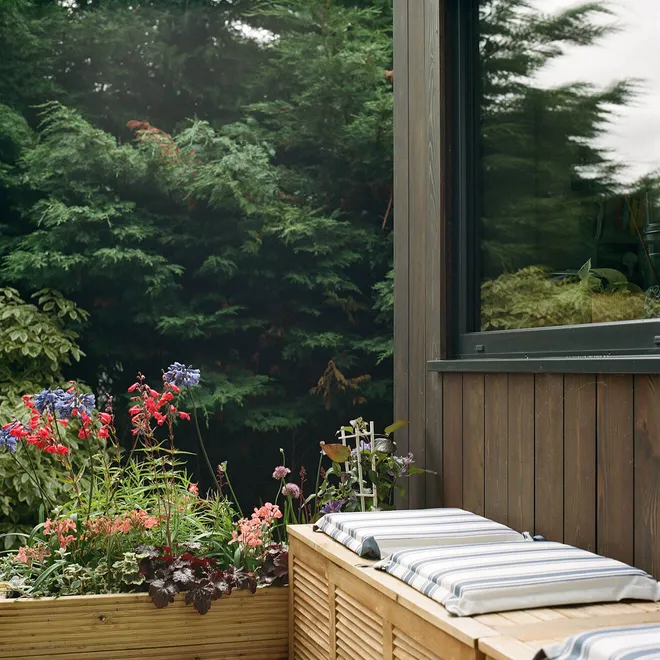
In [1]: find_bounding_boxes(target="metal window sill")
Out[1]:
[427,356,660,374]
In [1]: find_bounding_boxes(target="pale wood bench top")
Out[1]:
[478,601,660,660]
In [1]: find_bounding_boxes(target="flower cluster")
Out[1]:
[43,518,77,550]
[230,503,282,549]
[33,388,95,419]
[84,510,159,538]
[0,423,20,453]
[15,542,50,566]
[272,465,290,480]
[163,362,200,388]
[127,375,190,436]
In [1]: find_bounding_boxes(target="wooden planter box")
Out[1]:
[0,587,288,659]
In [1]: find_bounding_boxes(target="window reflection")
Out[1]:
[478,0,660,331]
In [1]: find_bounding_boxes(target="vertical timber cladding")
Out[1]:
[393,0,446,509]
[393,4,660,575]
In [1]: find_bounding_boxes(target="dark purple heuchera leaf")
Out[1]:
[185,583,217,615]
[261,544,289,585]
[172,567,195,588]
[148,579,177,609]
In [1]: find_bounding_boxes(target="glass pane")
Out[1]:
[478,0,660,331]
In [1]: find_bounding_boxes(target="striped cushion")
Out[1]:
[313,508,530,559]
[536,624,660,660]
[374,541,660,616]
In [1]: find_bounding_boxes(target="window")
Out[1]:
[452,0,660,360]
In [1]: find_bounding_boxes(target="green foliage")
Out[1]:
[0,0,394,515]
[0,287,88,542]
[481,266,645,331]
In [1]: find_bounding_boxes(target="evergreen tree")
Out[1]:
[0,0,394,504]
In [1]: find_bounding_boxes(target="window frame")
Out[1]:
[449,0,660,365]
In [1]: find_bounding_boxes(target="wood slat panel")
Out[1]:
[407,0,427,509]
[534,374,564,541]
[485,374,508,525]
[443,373,463,508]
[393,0,410,509]
[507,374,534,534]
[634,375,660,577]
[424,0,442,509]
[463,373,485,515]
[597,374,634,565]
[563,374,597,552]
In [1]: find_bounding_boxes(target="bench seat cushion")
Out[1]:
[536,624,660,660]
[313,508,530,559]
[374,541,660,616]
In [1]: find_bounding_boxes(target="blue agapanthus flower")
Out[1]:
[0,424,18,453]
[163,362,201,388]
[33,389,95,419]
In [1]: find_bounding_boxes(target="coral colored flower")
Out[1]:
[272,466,291,480]
[98,426,109,439]
[188,483,199,495]
[282,483,301,499]
[127,383,139,393]
[43,518,77,549]
[99,412,113,425]
[178,411,190,421]
[15,543,50,566]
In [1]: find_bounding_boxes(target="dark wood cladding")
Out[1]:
[393,0,660,576]
[400,372,660,577]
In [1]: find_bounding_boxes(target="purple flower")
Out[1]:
[282,483,301,499]
[163,362,201,388]
[351,440,371,458]
[272,466,291,480]
[320,499,345,514]
[33,389,95,419]
[0,424,18,453]
[399,452,414,476]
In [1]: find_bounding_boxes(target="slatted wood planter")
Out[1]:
[0,587,288,659]
[288,524,497,660]
[289,524,660,660]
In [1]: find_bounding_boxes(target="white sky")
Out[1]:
[532,0,660,184]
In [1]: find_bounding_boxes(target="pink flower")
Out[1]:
[272,466,291,480]
[282,483,301,499]
[188,483,199,495]
[15,543,50,566]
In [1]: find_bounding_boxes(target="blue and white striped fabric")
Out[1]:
[374,541,660,616]
[313,508,530,559]
[536,624,660,660]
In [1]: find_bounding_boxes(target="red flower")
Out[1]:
[99,412,113,425]
[128,405,142,416]
[127,383,139,392]
[153,412,166,426]
[78,427,91,440]
[178,411,190,421]
[161,391,174,402]
[98,426,109,439]
[9,425,29,438]
[57,419,69,427]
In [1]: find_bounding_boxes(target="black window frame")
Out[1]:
[448,0,660,364]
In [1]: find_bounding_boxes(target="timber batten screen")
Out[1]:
[393,0,660,578]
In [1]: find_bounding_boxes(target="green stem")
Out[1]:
[10,451,54,512]
[86,438,95,518]
[187,388,220,492]
[223,467,243,519]
[312,452,323,521]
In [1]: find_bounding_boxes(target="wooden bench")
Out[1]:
[289,524,660,660]
[478,601,660,660]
